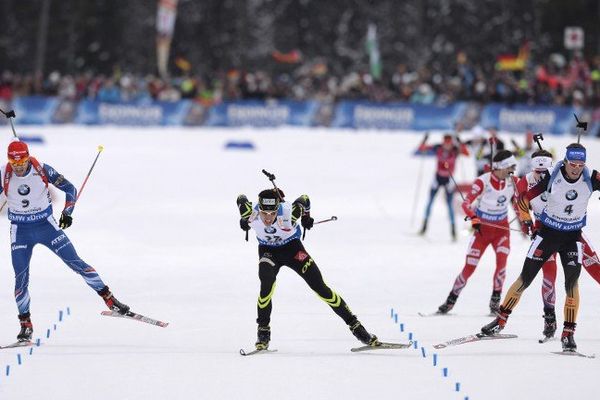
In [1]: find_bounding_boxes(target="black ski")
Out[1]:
[239,348,278,356]
[1,340,33,350]
[101,310,169,328]
[351,341,412,352]
[433,333,518,349]
[551,351,595,359]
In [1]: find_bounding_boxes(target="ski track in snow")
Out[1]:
[0,126,598,400]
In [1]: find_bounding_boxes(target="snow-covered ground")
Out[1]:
[0,126,598,400]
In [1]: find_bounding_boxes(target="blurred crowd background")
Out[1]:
[1,0,598,106]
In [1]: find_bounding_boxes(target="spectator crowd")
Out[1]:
[1,52,600,110]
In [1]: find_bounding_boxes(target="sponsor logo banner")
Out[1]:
[331,101,466,130]
[480,103,574,134]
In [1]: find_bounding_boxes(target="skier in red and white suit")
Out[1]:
[437,150,519,315]
[517,149,600,340]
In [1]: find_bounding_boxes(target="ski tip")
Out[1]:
[433,344,447,349]
[239,349,247,356]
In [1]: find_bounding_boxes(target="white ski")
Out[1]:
[1,340,33,350]
[239,348,278,356]
[433,333,518,349]
[351,341,412,352]
[551,351,595,359]
[101,310,169,328]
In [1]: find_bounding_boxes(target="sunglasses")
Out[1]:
[8,157,30,166]
[566,160,585,168]
[259,209,277,216]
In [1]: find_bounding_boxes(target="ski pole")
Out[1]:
[0,108,18,139]
[410,132,429,227]
[314,216,337,225]
[76,145,104,202]
[478,221,523,233]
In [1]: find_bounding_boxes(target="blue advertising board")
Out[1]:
[480,103,575,134]
[13,96,60,124]
[75,99,192,125]
[205,100,320,127]
[331,101,467,130]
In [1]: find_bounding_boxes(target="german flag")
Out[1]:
[495,42,530,71]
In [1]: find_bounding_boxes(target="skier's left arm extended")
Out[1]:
[43,164,77,216]
[292,195,313,229]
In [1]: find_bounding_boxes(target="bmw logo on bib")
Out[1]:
[497,195,507,204]
[18,184,31,196]
[565,190,578,201]
[264,226,277,234]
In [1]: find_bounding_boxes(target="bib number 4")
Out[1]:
[564,204,574,215]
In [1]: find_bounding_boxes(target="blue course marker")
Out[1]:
[408,332,413,341]
[46,329,50,339]
[59,310,63,322]
[443,367,448,377]
[67,307,71,316]
[394,314,398,323]
[421,347,426,358]
[36,338,41,347]
[29,348,33,355]
[413,340,418,349]
[400,323,404,332]
[433,353,438,366]
[456,382,461,392]
[17,354,21,365]
[5,365,9,376]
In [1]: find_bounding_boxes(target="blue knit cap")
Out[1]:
[565,147,586,163]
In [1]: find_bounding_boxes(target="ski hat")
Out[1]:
[7,140,29,162]
[565,143,586,163]
[258,189,280,211]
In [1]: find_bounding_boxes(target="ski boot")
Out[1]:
[437,293,458,314]
[350,321,378,346]
[489,290,501,315]
[542,308,557,339]
[255,325,271,350]
[481,307,510,336]
[17,313,33,342]
[560,322,577,352]
[98,286,130,315]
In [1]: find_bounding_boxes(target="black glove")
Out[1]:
[301,214,314,230]
[59,213,73,229]
[239,218,250,231]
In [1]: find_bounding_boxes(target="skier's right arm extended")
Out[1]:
[237,194,253,231]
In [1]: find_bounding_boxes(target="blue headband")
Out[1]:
[565,147,586,162]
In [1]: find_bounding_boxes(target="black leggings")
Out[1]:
[256,239,356,327]
[501,226,582,323]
